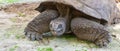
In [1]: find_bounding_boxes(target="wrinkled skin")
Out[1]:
[24,10,58,41]
[50,17,66,36]
[71,17,112,47]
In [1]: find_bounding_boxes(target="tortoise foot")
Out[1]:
[95,34,112,47]
[25,31,43,41]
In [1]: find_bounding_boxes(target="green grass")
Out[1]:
[18,12,26,17]
[37,47,53,51]
[9,18,18,22]
[6,0,19,3]
[4,25,25,39]
[59,34,76,39]
[0,0,19,4]
[75,47,88,51]
[9,45,19,51]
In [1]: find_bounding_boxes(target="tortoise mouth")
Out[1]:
[51,29,64,36]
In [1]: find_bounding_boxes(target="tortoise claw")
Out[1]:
[24,31,49,45]
[24,31,43,41]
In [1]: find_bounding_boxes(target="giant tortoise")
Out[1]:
[24,0,120,47]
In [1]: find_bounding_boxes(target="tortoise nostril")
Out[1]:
[58,24,62,28]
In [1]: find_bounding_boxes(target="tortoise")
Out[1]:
[24,0,120,47]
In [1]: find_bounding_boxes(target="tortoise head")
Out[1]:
[50,18,66,36]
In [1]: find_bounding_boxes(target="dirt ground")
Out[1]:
[0,2,120,51]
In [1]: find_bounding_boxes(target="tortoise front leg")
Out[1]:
[24,10,58,41]
[71,17,112,47]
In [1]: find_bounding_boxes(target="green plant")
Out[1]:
[6,0,19,3]
[9,45,19,51]
[0,0,19,4]
[37,47,53,51]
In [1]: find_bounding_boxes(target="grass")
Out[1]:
[9,18,18,22]
[9,45,19,51]
[75,47,88,51]
[6,0,19,3]
[37,47,53,51]
[18,12,26,17]
[4,24,25,39]
[59,34,76,39]
[0,0,19,4]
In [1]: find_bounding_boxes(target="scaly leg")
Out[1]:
[71,17,112,47]
[24,10,58,41]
